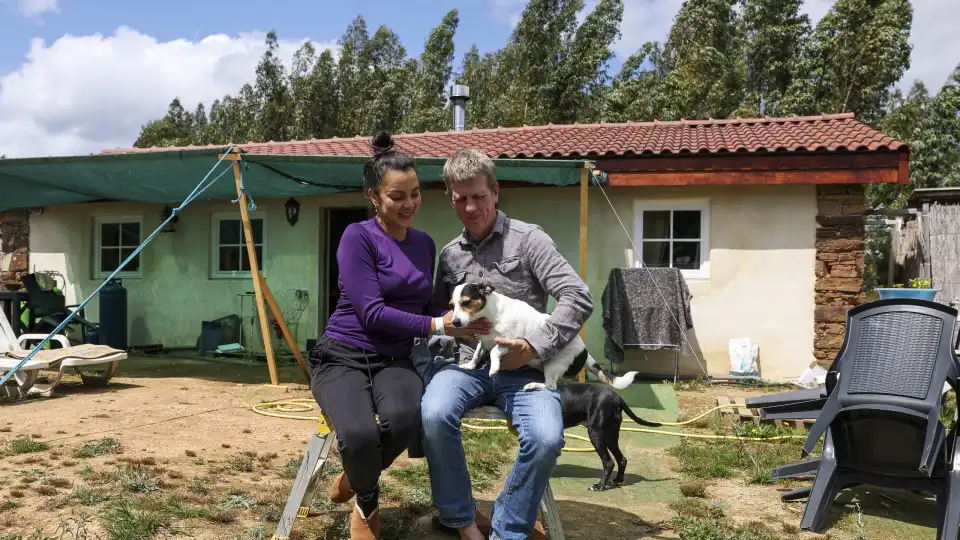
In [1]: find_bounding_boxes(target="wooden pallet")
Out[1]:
[716,396,814,429]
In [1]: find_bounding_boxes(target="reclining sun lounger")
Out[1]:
[0,309,127,398]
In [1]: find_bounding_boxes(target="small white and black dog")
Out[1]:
[449,282,638,391]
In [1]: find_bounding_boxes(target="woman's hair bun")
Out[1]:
[371,130,395,158]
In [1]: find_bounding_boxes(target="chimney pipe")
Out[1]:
[449,84,469,131]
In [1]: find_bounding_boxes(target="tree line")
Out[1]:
[134,0,959,209]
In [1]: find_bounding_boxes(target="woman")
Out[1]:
[308,131,488,539]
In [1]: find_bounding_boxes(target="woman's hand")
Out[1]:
[440,311,492,341]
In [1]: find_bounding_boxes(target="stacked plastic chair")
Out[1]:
[747,298,960,538]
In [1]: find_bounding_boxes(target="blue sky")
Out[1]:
[0,0,519,76]
[1,0,958,158]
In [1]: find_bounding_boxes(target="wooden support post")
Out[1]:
[229,154,280,386]
[258,272,310,382]
[578,165,591,383]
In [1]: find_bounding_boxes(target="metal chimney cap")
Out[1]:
[450,84,470,100]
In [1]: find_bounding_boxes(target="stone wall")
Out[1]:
[0,209,30,289]
[813,184,866,366]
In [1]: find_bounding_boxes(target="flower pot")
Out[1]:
[875,288,937,301]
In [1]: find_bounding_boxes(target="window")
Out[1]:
[212,213,265,278]
[95,217,142,278]
[633,200,710,279]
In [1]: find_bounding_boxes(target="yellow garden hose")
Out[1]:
[251,399,806,453]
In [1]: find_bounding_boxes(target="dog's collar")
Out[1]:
[459,210,507,248]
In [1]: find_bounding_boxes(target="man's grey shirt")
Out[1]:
[432,210,595,364]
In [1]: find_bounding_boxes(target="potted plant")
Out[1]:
[876,277,937,301]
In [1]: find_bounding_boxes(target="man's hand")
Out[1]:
[495,337,537,370]
[442,311,492,341]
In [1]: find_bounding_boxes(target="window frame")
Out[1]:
[632,199,711,279]
[210,212,267,279]
[94,215,144,279]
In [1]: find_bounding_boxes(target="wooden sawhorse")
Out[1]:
[271,405,565,540]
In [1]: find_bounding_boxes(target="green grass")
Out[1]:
[101,500,172,540]
[0,500,22,511]
[60,485,109,506]
[669,499,790,540]
[668,422,807,482]
[460,423,517,491]
[118,464,161,494]
[73,438,123,458]
[229,454,254,473]
[1,437,50,458]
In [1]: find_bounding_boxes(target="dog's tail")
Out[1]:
[619,397,662,427]
[584,354,640,390]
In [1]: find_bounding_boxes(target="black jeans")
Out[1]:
[308,335,424,515]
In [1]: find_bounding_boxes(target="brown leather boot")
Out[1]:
[350,503,381,539]
[328,471,355,503]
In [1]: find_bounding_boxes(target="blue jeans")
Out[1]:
[421,362,565,540]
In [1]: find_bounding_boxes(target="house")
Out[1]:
[0,112,908,382]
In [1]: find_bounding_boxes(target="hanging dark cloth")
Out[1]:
[601,267,694,364]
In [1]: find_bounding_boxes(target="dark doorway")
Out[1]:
[324,207,372,326]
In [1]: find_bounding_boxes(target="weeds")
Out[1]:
[118,464,160,493]
[101,500,171,540]
[279,458,300,479]
[73,438,123,459]
[679,479,708,498]
[2,437,49,458]
[61,485,108,506]
[233,524,270,540]
[229,454,254,473]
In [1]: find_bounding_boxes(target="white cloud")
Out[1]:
[492,0,526,27]
[899,0,960,92]
[1,0,58,18]
[0,27,337,158]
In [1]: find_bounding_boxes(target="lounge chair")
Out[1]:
[0,309,126,398]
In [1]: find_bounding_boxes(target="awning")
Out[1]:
[0,147,594,212]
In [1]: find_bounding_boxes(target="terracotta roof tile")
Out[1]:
[100,113,906,158]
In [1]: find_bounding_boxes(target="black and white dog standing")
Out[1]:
[449,282,662,491]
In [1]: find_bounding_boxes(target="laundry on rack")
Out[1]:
[601,267,694,364]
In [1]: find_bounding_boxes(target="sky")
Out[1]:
[0,0,958,159]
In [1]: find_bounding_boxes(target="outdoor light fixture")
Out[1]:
[160,205,178,233]
[285,197,300,226]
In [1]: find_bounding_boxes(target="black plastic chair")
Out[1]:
[20,273,98,339]
[789,298,960,535]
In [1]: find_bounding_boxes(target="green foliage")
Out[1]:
[1,436,49,458]
[130,0,960,213]
[73,438,122,458]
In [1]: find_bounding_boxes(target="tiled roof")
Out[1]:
[101,113,906,158]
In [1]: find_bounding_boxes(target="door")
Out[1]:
[323,207,372,326]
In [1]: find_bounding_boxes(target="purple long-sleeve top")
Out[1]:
[324,218,446,358]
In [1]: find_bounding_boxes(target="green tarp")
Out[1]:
[0,147,592,212]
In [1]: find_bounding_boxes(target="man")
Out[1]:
[421,148,594,540]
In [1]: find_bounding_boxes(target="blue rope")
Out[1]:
[0,147,240,387]
[231,161,256,212]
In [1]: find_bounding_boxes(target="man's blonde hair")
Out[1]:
[443,148,497,194]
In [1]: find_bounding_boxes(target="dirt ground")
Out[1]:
[0,356,944,539]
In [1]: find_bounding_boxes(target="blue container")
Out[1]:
[98,278,128,350]
[876,288,937,301]
[199,321,221,356]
